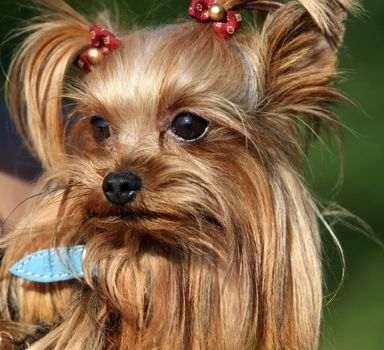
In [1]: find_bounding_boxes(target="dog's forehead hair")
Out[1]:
[81,23,246,129]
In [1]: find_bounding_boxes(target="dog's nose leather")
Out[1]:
[102,172,142,205]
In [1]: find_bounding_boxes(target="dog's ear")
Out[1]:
[233,0,358,151]
[6,0,92,169]
[228,0,358,44]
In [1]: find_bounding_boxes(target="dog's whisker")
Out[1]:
[1,183,85,228]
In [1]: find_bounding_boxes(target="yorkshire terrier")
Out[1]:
[0,0,358,349]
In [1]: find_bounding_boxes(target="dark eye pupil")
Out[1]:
[171,113,208,141]
[91,117,111,141]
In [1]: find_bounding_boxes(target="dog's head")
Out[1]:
[5,0,357,348]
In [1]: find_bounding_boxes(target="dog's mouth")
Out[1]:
[88,208,165,221]
[117,209,160,220]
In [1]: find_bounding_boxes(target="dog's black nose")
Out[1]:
[102,172,142,206]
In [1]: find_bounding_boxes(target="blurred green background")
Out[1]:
[1,0,383,349]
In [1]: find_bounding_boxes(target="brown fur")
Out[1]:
[0,0,357,349]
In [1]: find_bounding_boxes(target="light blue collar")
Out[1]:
[9,245,85,283]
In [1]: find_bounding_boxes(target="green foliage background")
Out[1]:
[1,1,383,349]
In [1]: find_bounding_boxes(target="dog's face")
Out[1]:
[62,26,267,259]
[2,1,357,349]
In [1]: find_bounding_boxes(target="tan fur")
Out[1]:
[1,0,357,349]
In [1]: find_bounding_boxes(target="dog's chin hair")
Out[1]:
[0,0,358,349]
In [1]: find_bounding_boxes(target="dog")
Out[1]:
[0,0,358,348]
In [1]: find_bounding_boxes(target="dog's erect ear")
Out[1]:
[234,0,358,149]
[228,0,359,45]
[6,0,92,169]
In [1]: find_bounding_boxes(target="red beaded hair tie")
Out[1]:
[77,25,122,72]
[189,0,243,40]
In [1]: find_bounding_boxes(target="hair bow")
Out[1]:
[77,25,122,72]
[189,0,243,40]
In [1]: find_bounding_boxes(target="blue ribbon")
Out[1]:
[9,245,85,283]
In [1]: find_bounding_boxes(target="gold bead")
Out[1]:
[87,48,104,65]
[209,4,226,22]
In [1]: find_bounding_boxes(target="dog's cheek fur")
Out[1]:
[1,0,357,349]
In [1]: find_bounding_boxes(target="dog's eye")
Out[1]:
[171,113,209,141]
[91,117,111,142]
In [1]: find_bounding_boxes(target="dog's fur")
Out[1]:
[0,0,358,349]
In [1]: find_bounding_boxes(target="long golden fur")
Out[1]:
[0,0,357,348]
